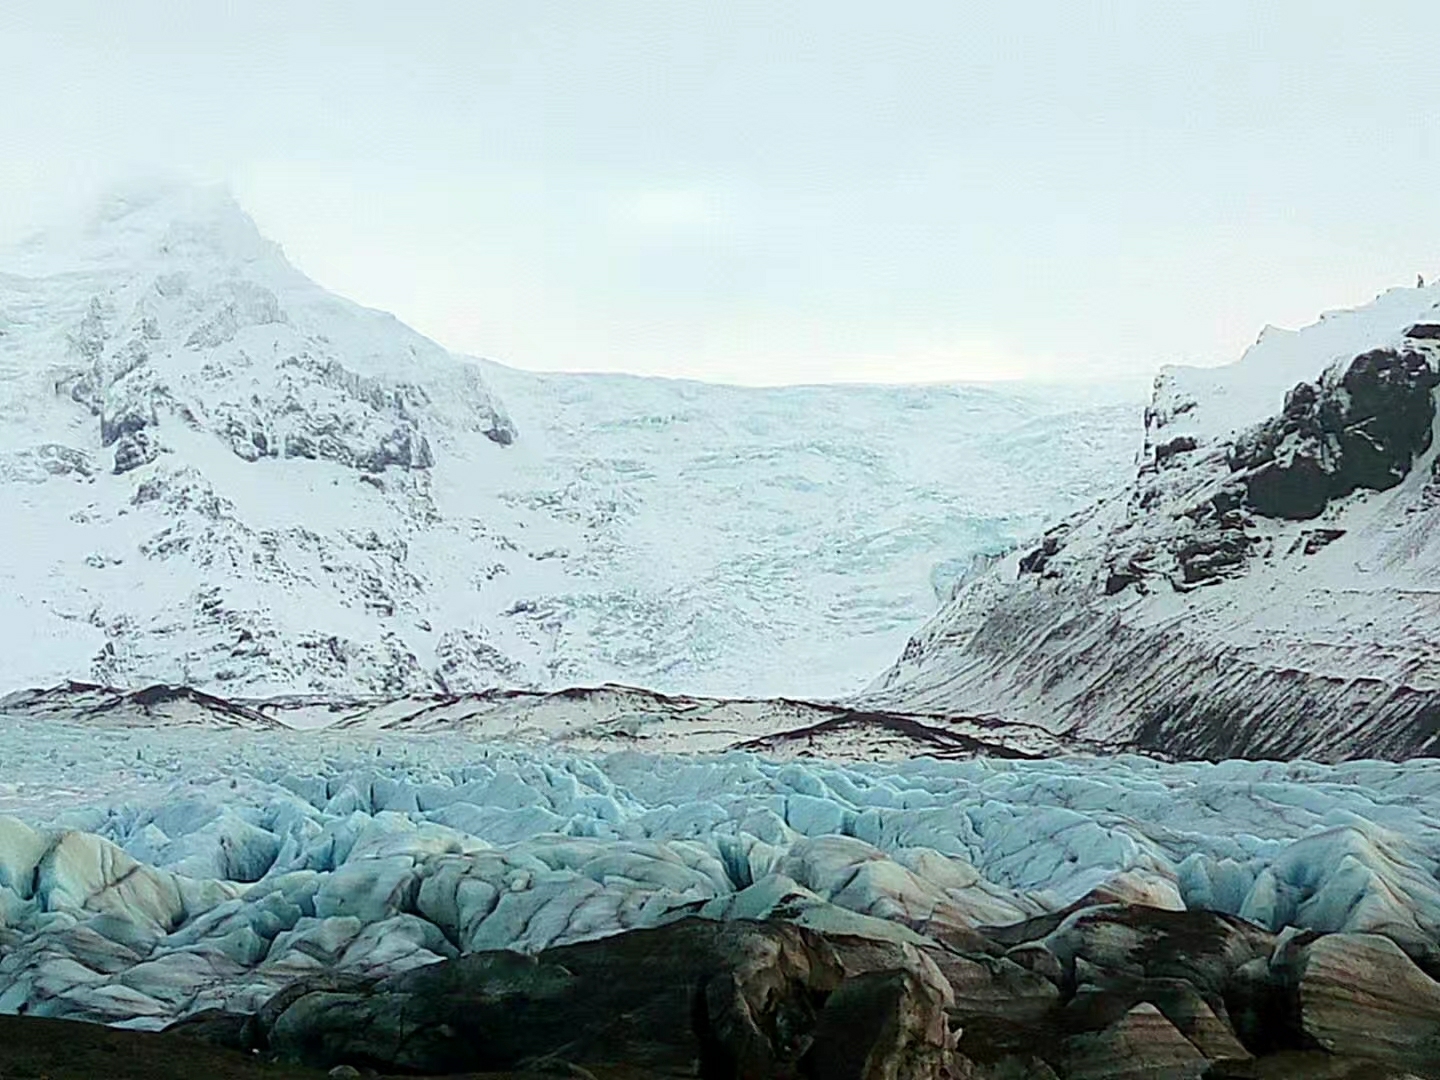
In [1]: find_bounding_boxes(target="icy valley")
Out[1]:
[4,185,1440,1078]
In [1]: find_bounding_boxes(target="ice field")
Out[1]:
[3,707,1438,1029]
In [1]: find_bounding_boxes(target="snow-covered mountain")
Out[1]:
[868,281,1440,761]
[0,183,1139,700]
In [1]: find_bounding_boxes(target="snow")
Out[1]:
[2,707,1440,1027]
[11,183,1440,1046]
[1159,283,1440,444]
[869,277,1440,761]
[0,181,1141,701]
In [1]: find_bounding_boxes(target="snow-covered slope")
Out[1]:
[0,183,1140,700]
[868,282,1440,761]
[0,184,519,696]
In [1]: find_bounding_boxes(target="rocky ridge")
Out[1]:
[868,282,1440,761]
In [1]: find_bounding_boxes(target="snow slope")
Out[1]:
[869,281,1440,761]
[0,183,1140,700]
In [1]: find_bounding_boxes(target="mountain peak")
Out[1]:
[10,179,280,276]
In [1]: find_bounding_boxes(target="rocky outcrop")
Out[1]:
[1231,348,1439,520]
[868,282,1440,762]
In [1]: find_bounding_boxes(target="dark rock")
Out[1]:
[1019,534,1065,576]
[1175,534,1255,584]
[485,417,517,445]
[1155,436,1199,465]
[112,430,159,474]
[1242,455,1331,521]
[1232,348,1438,520]
[1404,323,1440,339]
[1210,489,1244,515]
[1105,563,1146,596]
[1288,528,1345,556]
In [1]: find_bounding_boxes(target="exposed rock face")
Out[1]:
[868,282,1440,762]
[1232,348,1438,519]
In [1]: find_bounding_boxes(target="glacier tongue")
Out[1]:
[0,183,1140,701]
[2,708,1440,1029]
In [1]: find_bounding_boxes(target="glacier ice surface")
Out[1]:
[1,710,1438,1027]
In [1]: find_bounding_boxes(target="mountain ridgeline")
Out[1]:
[0,184,1139,702]
[868,282,1440,762]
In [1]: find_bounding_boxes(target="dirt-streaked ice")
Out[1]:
[1,710,1437,1028]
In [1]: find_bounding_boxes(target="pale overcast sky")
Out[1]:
[2,2,1436,385]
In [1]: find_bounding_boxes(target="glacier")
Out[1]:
[7,185,1440,1076]
[0,181,1140,702]
[2,704,1440,1033]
